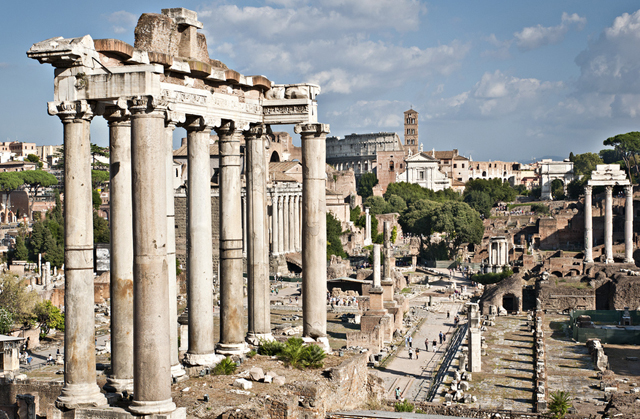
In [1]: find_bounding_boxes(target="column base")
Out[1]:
[624,258,635,264]
[128,399,177,416]
[48,406,186,419]
[103,376,134,394]
[171,363,186,378]
[216,342,249,355]
[246,332,275,346]
[183,352,225,367]
[55,383,107,410]
[584,258,594,264]
[606,258,615,264]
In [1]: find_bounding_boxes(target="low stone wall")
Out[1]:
[0,378,62,418]
[374,401,554,418]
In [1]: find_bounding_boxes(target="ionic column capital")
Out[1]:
[128,95,169,115]
[48,100,95,122]
[294,123,330,137]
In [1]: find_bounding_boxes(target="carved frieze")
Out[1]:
[263,105,309,115]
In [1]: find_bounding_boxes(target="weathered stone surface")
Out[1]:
[249,368,264,382]
[233,379,253,390]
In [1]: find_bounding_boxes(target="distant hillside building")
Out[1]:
[405,152,451,192]
[404,109,419,155]
[325,132,405,177]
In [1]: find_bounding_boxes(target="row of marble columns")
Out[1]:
[584,185,634,264]
[334,159,372,172]
[488,238,508,267]
[271,193,302,255]
[53,98,329,415]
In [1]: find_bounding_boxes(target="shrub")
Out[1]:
[394,400,414,412]
[549,390,572,419]
[212,357,237,375]
[302,344,326,369]
[278,337,305,368]
[471,269,513,285]
[258,339,285,356]
[246,349,257,358]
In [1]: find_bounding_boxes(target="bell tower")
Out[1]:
[404,109,419,155]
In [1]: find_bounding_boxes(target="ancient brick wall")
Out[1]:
[0,379,62,417]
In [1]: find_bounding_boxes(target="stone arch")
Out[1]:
[482,171,487,177]
[551,270,563,278]
[568,268,580,277]
[502,293,519,313]
[270,150,281,162]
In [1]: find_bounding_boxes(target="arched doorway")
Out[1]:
[502,293,518,313]
[270,151,281,162]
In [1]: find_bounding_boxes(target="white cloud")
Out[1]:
[327,100,405,132]
[481,34,512,59]
[105,11,137,35]
[514,12,586,51]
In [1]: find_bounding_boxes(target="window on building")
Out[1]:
[419,171,424,180]
[462,164,465,168]
[454,164,457,168]
[390,161,394,171]
[400,164,403,169]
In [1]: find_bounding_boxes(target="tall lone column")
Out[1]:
[184,117,217,365]
[605,185,614,263]
[51,100,106,409]
[373,244,382,288]
[165,112,186,377]
[282,195,290,254]
[295,123,330,339]
[217,121,247,354]
[245,125,272,343]
[625,185,634,263]
[128,96,175,415]
[104,107,134,394]
[272,195,279,255]
[584,185,593,263]
[364,208,371,245]
[382,221,392,281]
[288,195,295,253]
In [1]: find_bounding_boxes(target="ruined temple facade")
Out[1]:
[28,8,329,418]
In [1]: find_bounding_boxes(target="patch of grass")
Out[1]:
[401,287,411,294]
[394,400,414,412]
[258,339,285,356]
[212,357,237,375]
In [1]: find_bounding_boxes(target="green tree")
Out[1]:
[599,148,622,165]
[384,182,431,206]
[363,196,391,215]
[357,172,378,199]
[92,189,102,211]
[603,132,640,180]
[0,308,14,334]
[551,179,566,200]
[0,274,38,325]
[33,300,64,335]
[43,228,64,267]
[12,236,29,261]
[26,154,43,169]
[463,190,492,218]
[18,170,58,218]
[391,225,397,244]
[91,169,110,189]
[326,212,346,259]
[93,212,110,244]
[548,390,572,419]
[572,152,603,177]
[90,143,110,166]
[464,178,517,205]
[386,194,407,213]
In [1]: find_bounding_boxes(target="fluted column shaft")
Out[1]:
[272,195,279,255]
[288,195,295,253]
[584,186,593,263]
[185,119,216,363]
[605,186,614,263]
[625,185,634,263]
[53,101,106,409]
[105,110,134,394]
[246,125,271,339]
[296,123,330,338]
[129,97,175,415]
[217,121,246,353]
[278,196,285,254]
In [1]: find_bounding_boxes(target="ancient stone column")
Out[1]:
[128,96,175,415]
[245,125,272,343]
[216,120,247,354]
[272,194,279,255]
[584,185,593,263]
[278,195,285,255]
[467,302,481,372]
[293,194,300,252]
[625,185,634,263]
[365,208,371,245]
[52,100,106,409]
[382,221,392,281]
[184,116,216,366]
[605,185,614,263]
[295,123,330,339]
[104,108,134,394]
[282,195,290,254]
[288,195,295,253]
[165,112,186,377]
[242,195,247,256]
[373,244,381,288]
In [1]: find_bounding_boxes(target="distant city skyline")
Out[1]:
[2,1,640,162]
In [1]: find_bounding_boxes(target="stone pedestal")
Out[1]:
[104,110,134,394]
[217,121,247,355]
[296,123,329,338]
[381,279,394,302]
[185,118,216,365]
[52,100,106,409]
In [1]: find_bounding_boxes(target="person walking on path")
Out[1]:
[432,339,437,352]
[415,348,419,360]
[439,331,443,344]
[447,311,450,319]
[442,332,446,343]
[424,338,429,351]
[405,335,409,348]
[409,348,414,359]
[395,387,401,400]
[408,335,413,348]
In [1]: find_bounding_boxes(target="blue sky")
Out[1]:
[3,1,640,162]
